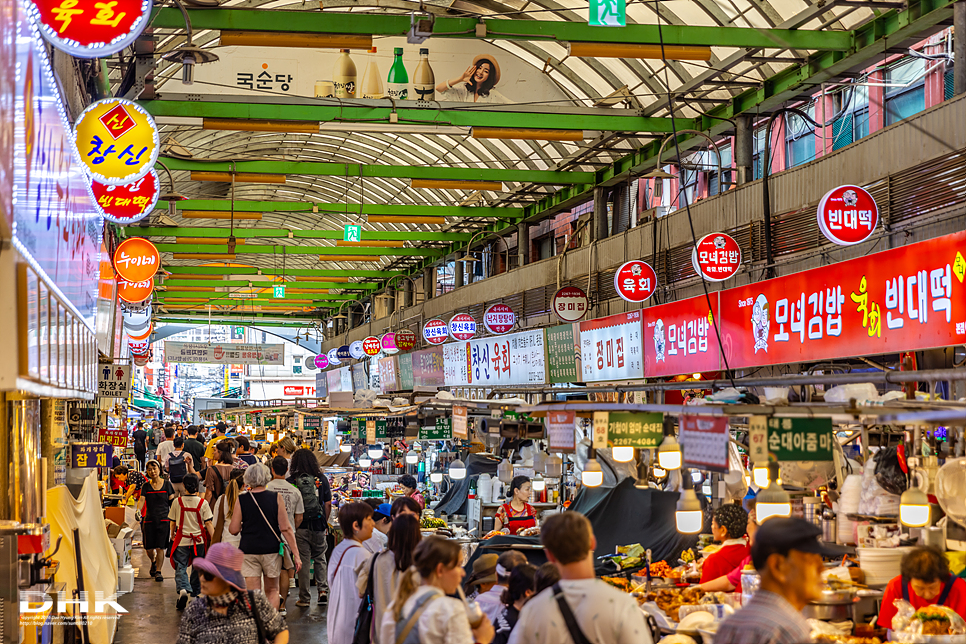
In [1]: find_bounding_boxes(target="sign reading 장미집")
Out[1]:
[580,311,644,382]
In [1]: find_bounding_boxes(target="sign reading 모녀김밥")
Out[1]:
[680,415,730,473]
[748,417,834,462]
[163,342,284,365]
[545,324,581,384]
[442,329,546,387]
[605,412,664,449]
[643,294,721,378]
[579,311,644,382]
[692,232,741,282]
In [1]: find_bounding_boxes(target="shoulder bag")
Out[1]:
[552,582,593,644]
[352,553,380,644]
[249,491,291,558]
[247,590,267,644]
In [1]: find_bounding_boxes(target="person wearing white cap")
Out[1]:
[476,550,527,624]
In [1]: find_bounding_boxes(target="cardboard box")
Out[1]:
[110,528,133,569]
[104,506,126,526]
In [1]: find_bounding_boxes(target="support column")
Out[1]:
[593,186,609,241]
[423,268,435,300]
[735,115,754,185]
[517,222,529,268]
[957,2,966,96]
[400,279,412,309]
[453,260,464,290]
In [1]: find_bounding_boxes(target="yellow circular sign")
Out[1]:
[73,98,159,185]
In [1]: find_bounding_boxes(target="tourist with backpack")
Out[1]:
[155,426,176,469]
[266,457,303,615]
[166,437,196,496]
[204,441,235,507]
[287,448,333,608]
[168,474,214,610]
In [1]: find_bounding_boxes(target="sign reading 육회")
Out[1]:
[817,185,878,246]
[91,168,159,224]
[692,232,741,282]
[442,329,546,387]
[423,318,448,345]
[748,416,834,462]
[605,412,664,448]
[164,342,284,365]
[449,314,477,341]
[579,311,644,382]
[29,0,152,58]
[614,260,657,303]
[72,97,159,185]
[545,324,581,384]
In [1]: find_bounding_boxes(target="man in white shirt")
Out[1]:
[362,502,391,554]
[154,426,176,470]
[477,549,527,623]
[509,512,651,644]
[327,502,374,644]
[265,456,303,614]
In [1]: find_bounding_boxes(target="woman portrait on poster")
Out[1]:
[436,55,508,104]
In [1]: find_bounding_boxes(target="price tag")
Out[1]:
[366,420,376,444]
[592,412,608,449]
[748,415,769,464]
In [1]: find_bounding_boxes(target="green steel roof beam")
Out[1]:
[149,8,854,51]
[157,317,320,327]
[140,98,694,134]
[155,243,442,257]
[165,266,402,278]
[158,299,344,307]
[158,156,594,185]
[169,199,523,219]
[132,227,472,242]
[162,279,378,290]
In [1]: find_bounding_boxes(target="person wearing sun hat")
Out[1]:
[436,54,509,103]
[177,542,290,644]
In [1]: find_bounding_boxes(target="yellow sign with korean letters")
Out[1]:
[72,98,159,185]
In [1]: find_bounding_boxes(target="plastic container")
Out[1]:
[478,474,492,504]
[118,566,135,594]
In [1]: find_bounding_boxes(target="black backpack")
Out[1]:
[296,475,323,519]
[168,452,188,483]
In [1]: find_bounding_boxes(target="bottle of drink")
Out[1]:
[360,47,384,99]
[412,48,435,101]
[333,49,357,98]
[386,47,409,100]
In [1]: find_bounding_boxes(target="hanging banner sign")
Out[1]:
[817,185,878,246]
[378,356,399,393]
[28,0,152,58]
[448,313,477,341]
[72,97,159,185]
[163,341,284,365]
[483,303,516,334]
[97,428,128,449]
[116,278,152,304]
[419,417,452,441]
[614,261,657,303]
[680,415,730,473]
[336,345,351,360]
[545,324,581,384]
[314,354,329,370]
[349,340,366,360]
[604,412,664,449]
[579,311,644,382]
[719,230,966,369]
[692,232,741,282]
[546,410,576,453]
[747,417,834,462]
[552,286,590,322]
[443,329,546,387]
[363,336,381,356]
[113,237,159,283]
[327,348,341,366]
[452,405,468,439]
[395,329,417,351]
[412,347,445,387]
[381,332,397,353]
[92,168,159,224]
[70,443,113,468]
[644,294,721,378]
[423,318,448,345]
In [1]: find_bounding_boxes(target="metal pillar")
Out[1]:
[593,186,609,241]
[400,279,412,309]
[517,222,529,268]
[735,115,754,185]
[956,2,966,96]
[454,259,464,290]
[423,268,435,300]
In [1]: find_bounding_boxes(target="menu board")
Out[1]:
[546,410,576,453]
[680,415,730,473]
[352,364,367,392]
[379,356,399,393]
[412,347,445,388]
[443,329,546,387]
[397,352,414,390]
[579,312,644,382]
[643,294,721,378]
[545,324,581,383]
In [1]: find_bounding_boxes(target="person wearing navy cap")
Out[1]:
[362,499,392,554]
[715,517,849,644]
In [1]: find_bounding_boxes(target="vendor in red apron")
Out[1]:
[877,546,966,631]
[167,473,214,610]
[494,476,536,536]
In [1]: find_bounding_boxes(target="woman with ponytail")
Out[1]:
[492,564,535,644]
[356,514,422,644]
[379,537,494,644]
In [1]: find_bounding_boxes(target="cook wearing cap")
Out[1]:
[715,517,849,644]
[464,553,499,600]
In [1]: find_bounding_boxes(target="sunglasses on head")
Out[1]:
[201,571,217,582]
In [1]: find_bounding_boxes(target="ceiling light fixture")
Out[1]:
[658,434,682,470]
[411,179,503,191]
[756,462,791,522]
[318,255,383,262]
[581,448,603,488]
[472,127,583,142]
[567,42,712,61]
[203,118,319,134]
[190,171,286,184]
[612,446,635,462]
[449,459,467,480]
[220,30,372,50]
[675,488,703,533]
[899,485,931,527]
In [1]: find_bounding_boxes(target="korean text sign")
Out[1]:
[643,294,721,378]
[680,415,729,473]
[97,428,127,448]
[579,311,643,382]
[605,412,664,448]
[70,442,113,468]
[419,418,452,441]
[748,417,834,462]
[545,324,581,384]
[443,329,546,387]
[163,342,285,365]
[719,231,966,369]
[546,411,576,453]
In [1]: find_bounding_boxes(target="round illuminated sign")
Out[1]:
[303,356,318,371]
[117,278,152,304]
[613,261,657,303]
[395,329,417,351]
[362,336,381,356]
[326,349,341,366]
[92,168,159,224]
[552,286,590,322]
[127,321,153,342]
[73,98,159,185]
[483,303,515,335]
[113,237,160,283]
[423,318,448,345]
[127,338,149,354]
[28,0,152,58]
[691,233,741,282]
[448,314,477,341]
[349,340,366,360]
[133,353,149,367]
[315,354,330,369]
[380,332,397,354]
[817,185,879,245]
[336,345,351,360]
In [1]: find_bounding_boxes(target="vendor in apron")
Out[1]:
[877,546,966,630]
[494,476,536,536]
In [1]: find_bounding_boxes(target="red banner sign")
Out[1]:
[552,286,590,322]
[643,294,721,378]
[362,336,381,356]
[116,278,152,304]
[113,237,159,283]
[395,329,417,351]
[817,185,878,246]
[92,168,159,224]
[284,386,304,396]
[98,428,127,448]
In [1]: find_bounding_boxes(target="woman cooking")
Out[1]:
[494,476,535,536]
[877,546,966,632]
[699,504,750,584]
[398,474,424,509]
